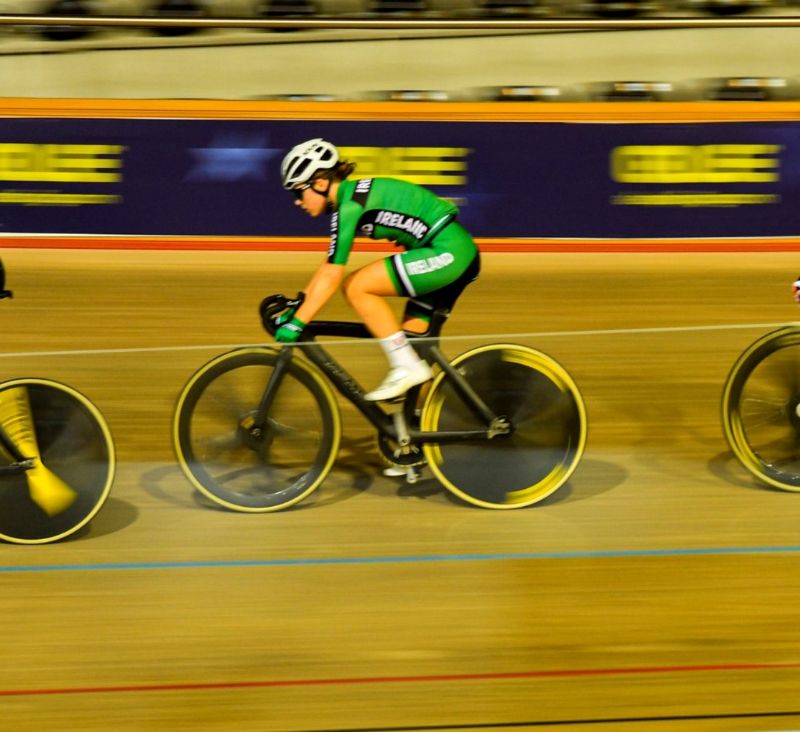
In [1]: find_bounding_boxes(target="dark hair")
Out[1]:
[316,160,356,182]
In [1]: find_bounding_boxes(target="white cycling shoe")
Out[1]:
[364,362,433,402]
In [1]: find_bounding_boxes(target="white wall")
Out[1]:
[0,26,796,99]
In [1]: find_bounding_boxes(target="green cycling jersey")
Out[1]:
[328,177,460,265]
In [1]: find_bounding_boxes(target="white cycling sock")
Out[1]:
[380,331,422,370]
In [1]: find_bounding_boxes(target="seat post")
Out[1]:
[406,307,449,359]
[427,308,450,338]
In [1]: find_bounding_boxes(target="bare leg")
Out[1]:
[402,316,429,335]
[342,260,402,339]
[343,259,433,403]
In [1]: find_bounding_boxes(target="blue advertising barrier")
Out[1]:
[0,99,797,249]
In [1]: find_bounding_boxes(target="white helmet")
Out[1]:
[280,138,339,190]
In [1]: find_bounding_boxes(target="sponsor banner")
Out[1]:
[0,116,795,240]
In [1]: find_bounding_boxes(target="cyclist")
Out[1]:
[274,138,480,402]
[0,258,11,299]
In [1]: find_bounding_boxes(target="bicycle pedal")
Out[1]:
[382,465,424,483]
[405,466,423,485]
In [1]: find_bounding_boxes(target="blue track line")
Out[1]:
[3,544,800,573]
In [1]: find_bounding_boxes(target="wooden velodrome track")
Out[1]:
[3,246,800,731]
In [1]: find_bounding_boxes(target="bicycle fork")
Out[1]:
[239,347,295,445]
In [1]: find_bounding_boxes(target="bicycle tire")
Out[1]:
[173,348,341,512]
[722,326,800,491]
[0,378,115,544]
[419,344,587,509]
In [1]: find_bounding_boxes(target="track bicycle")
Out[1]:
[0,259,116,543]
[722,325,800,491]
[173,294,587,511]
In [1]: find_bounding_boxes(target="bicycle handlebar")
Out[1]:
[258,293,290,336]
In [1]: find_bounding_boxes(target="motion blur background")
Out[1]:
[2,0,800,98]
[3,3,800,731]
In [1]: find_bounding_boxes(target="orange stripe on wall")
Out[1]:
[1,98,800,123]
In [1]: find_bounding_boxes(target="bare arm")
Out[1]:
[294,261,346,324]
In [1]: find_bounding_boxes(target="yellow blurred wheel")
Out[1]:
[722,327,800,491]
[420,344,586,509]
[173,348,341,512]
[0,378,115,544]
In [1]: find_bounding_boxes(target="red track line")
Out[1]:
[4,661,800,698]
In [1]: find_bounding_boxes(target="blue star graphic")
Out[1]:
[186,134,282,182]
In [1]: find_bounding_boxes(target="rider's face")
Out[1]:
[293,179,329,217]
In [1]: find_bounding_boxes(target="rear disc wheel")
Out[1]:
[420,344,586,509]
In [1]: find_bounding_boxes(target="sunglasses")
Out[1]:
[291,183,311,200]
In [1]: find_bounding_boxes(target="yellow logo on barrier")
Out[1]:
[611,144,782,184]
[338,146,469,186]
[0,143,125,183]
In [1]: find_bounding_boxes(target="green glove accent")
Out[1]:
[274,316,306,344]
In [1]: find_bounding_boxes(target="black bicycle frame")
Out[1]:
[256,317,505,446]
